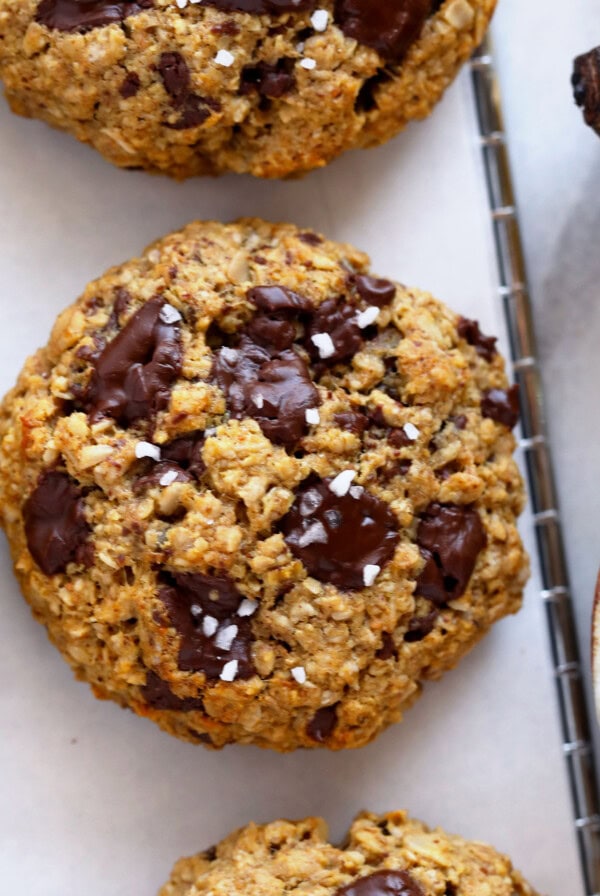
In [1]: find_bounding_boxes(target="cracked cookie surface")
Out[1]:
[0,218,528,751]
[0,0,495,178]
[159,810,539,896]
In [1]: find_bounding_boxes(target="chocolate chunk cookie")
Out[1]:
[159,811,539,896]
[0,0,495,178]
[0,218,528,751]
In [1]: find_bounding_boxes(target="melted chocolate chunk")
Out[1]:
[246,284,313,353]
[213,338,318,448]
[333,410,368,436]
[280,476,399,590]
[306,703,338,742]
[457,317,497,363]
[159,573,255,679]
[307,298,363,364]
[240,59,296,98]
[23,471,90,575]
[158,52,220,129]
[481,386,519,429]
[336,871,424,896]
[573,48,600,135]
[404,610,438,642]
[162,431,207,479]
[334,0,433,62]
[299,232,323,246]
[134,461,192,492]
[81,297,182,426]
[141,671,205,711]
[200,0,315,12]
[353,274,396,308]
[376,631,397,660]
[119,72,141,98]
[36,0,152,32]
[415,503,486,605]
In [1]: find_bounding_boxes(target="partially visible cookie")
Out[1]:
[572,47,600,136]
[0,0,495,178]
[159,810,539,896]
[0,218,528,751]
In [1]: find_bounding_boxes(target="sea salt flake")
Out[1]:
[349,485,364,499]
[159,303,182,324]
[215,624,238,651]
[220,347,239,364]
[305,407,320,425]
[300,57,317,70]
[215,49,235,67]
[311,332,335,359]
[203,616,218,637]
[237,599,258,617]
[160,469,179,487]
[135,441,161,461]
[403,422,420,441]
[356,306,380,329]
[220,659,238,682]
[175,0,187,8]
[253,392,265,409]
[363,564,381,587]
[311,9,328,31]
[329,470,356,497]
[291,666,307,684]
[298,521,328,548]
[190,604,202,617]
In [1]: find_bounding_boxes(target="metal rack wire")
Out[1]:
[470,40,600,894]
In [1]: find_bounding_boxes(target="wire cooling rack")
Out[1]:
[470,39,600,895]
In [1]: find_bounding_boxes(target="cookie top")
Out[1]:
[0,0,495,177]
[0,218,527,751]
[159,811,538,896]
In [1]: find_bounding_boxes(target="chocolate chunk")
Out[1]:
[299,232,323,245]
[306,704,338,742]
[415,503,486,605]
[141,672,205,711]
[353,274,396,308]
[240,59,296,98]
[213,338,319,448]
[134,461,192,492]
[457,317,497,362]
[162,431,207,479]
[334,0,433,63]
[333,410,368,436]
[23,471,90,575]
[388,428,411,448]
[376,631,397,660]
[248,284,312,315]
[159,572,255,679]
[245,284,313,353]
[36,0,152,32]
[335,870,424,896]
[81,297,182,427]
[119,72,141,99]
[158,52,220,129]
[404,610,438,642]
[451,414,467,430]
[280,476,399,590]
[199,0,315,13]
[481,385,519,429]
[307,298,363,364]
[573,48,600,135]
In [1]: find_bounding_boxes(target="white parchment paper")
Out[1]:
[0,68,583,895]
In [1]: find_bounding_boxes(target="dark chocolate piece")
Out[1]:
[306,703,338,742]
[415,503,486,605]
[481,386,519,429]
[81,296,182,427]
[36,0,152,33]
[23,471,90,575]
[158,52,221,129]
[333,410,369,436]
[280,476,399,590]
[457,317,497,362]
[119,72,141,98]
[335,870,424,896]
[376,631,398,660]
[141,671,205,711]
[159,572,255,679]
[572,47,600,136]
[307,298,363,364]
[353,274,396,307]
[334,0,433,62]
[240,59,296,98]
[404,610,438,642]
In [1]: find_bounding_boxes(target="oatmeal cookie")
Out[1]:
[0,0,495,178]
[0,218,528,751]
[159,810,539,896]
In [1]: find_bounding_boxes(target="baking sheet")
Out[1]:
[0,63,583,895]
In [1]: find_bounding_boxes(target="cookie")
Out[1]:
[572,47,600,136]
[0,218,528,751]
[0,0,495,178]
[159,810,539,896]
